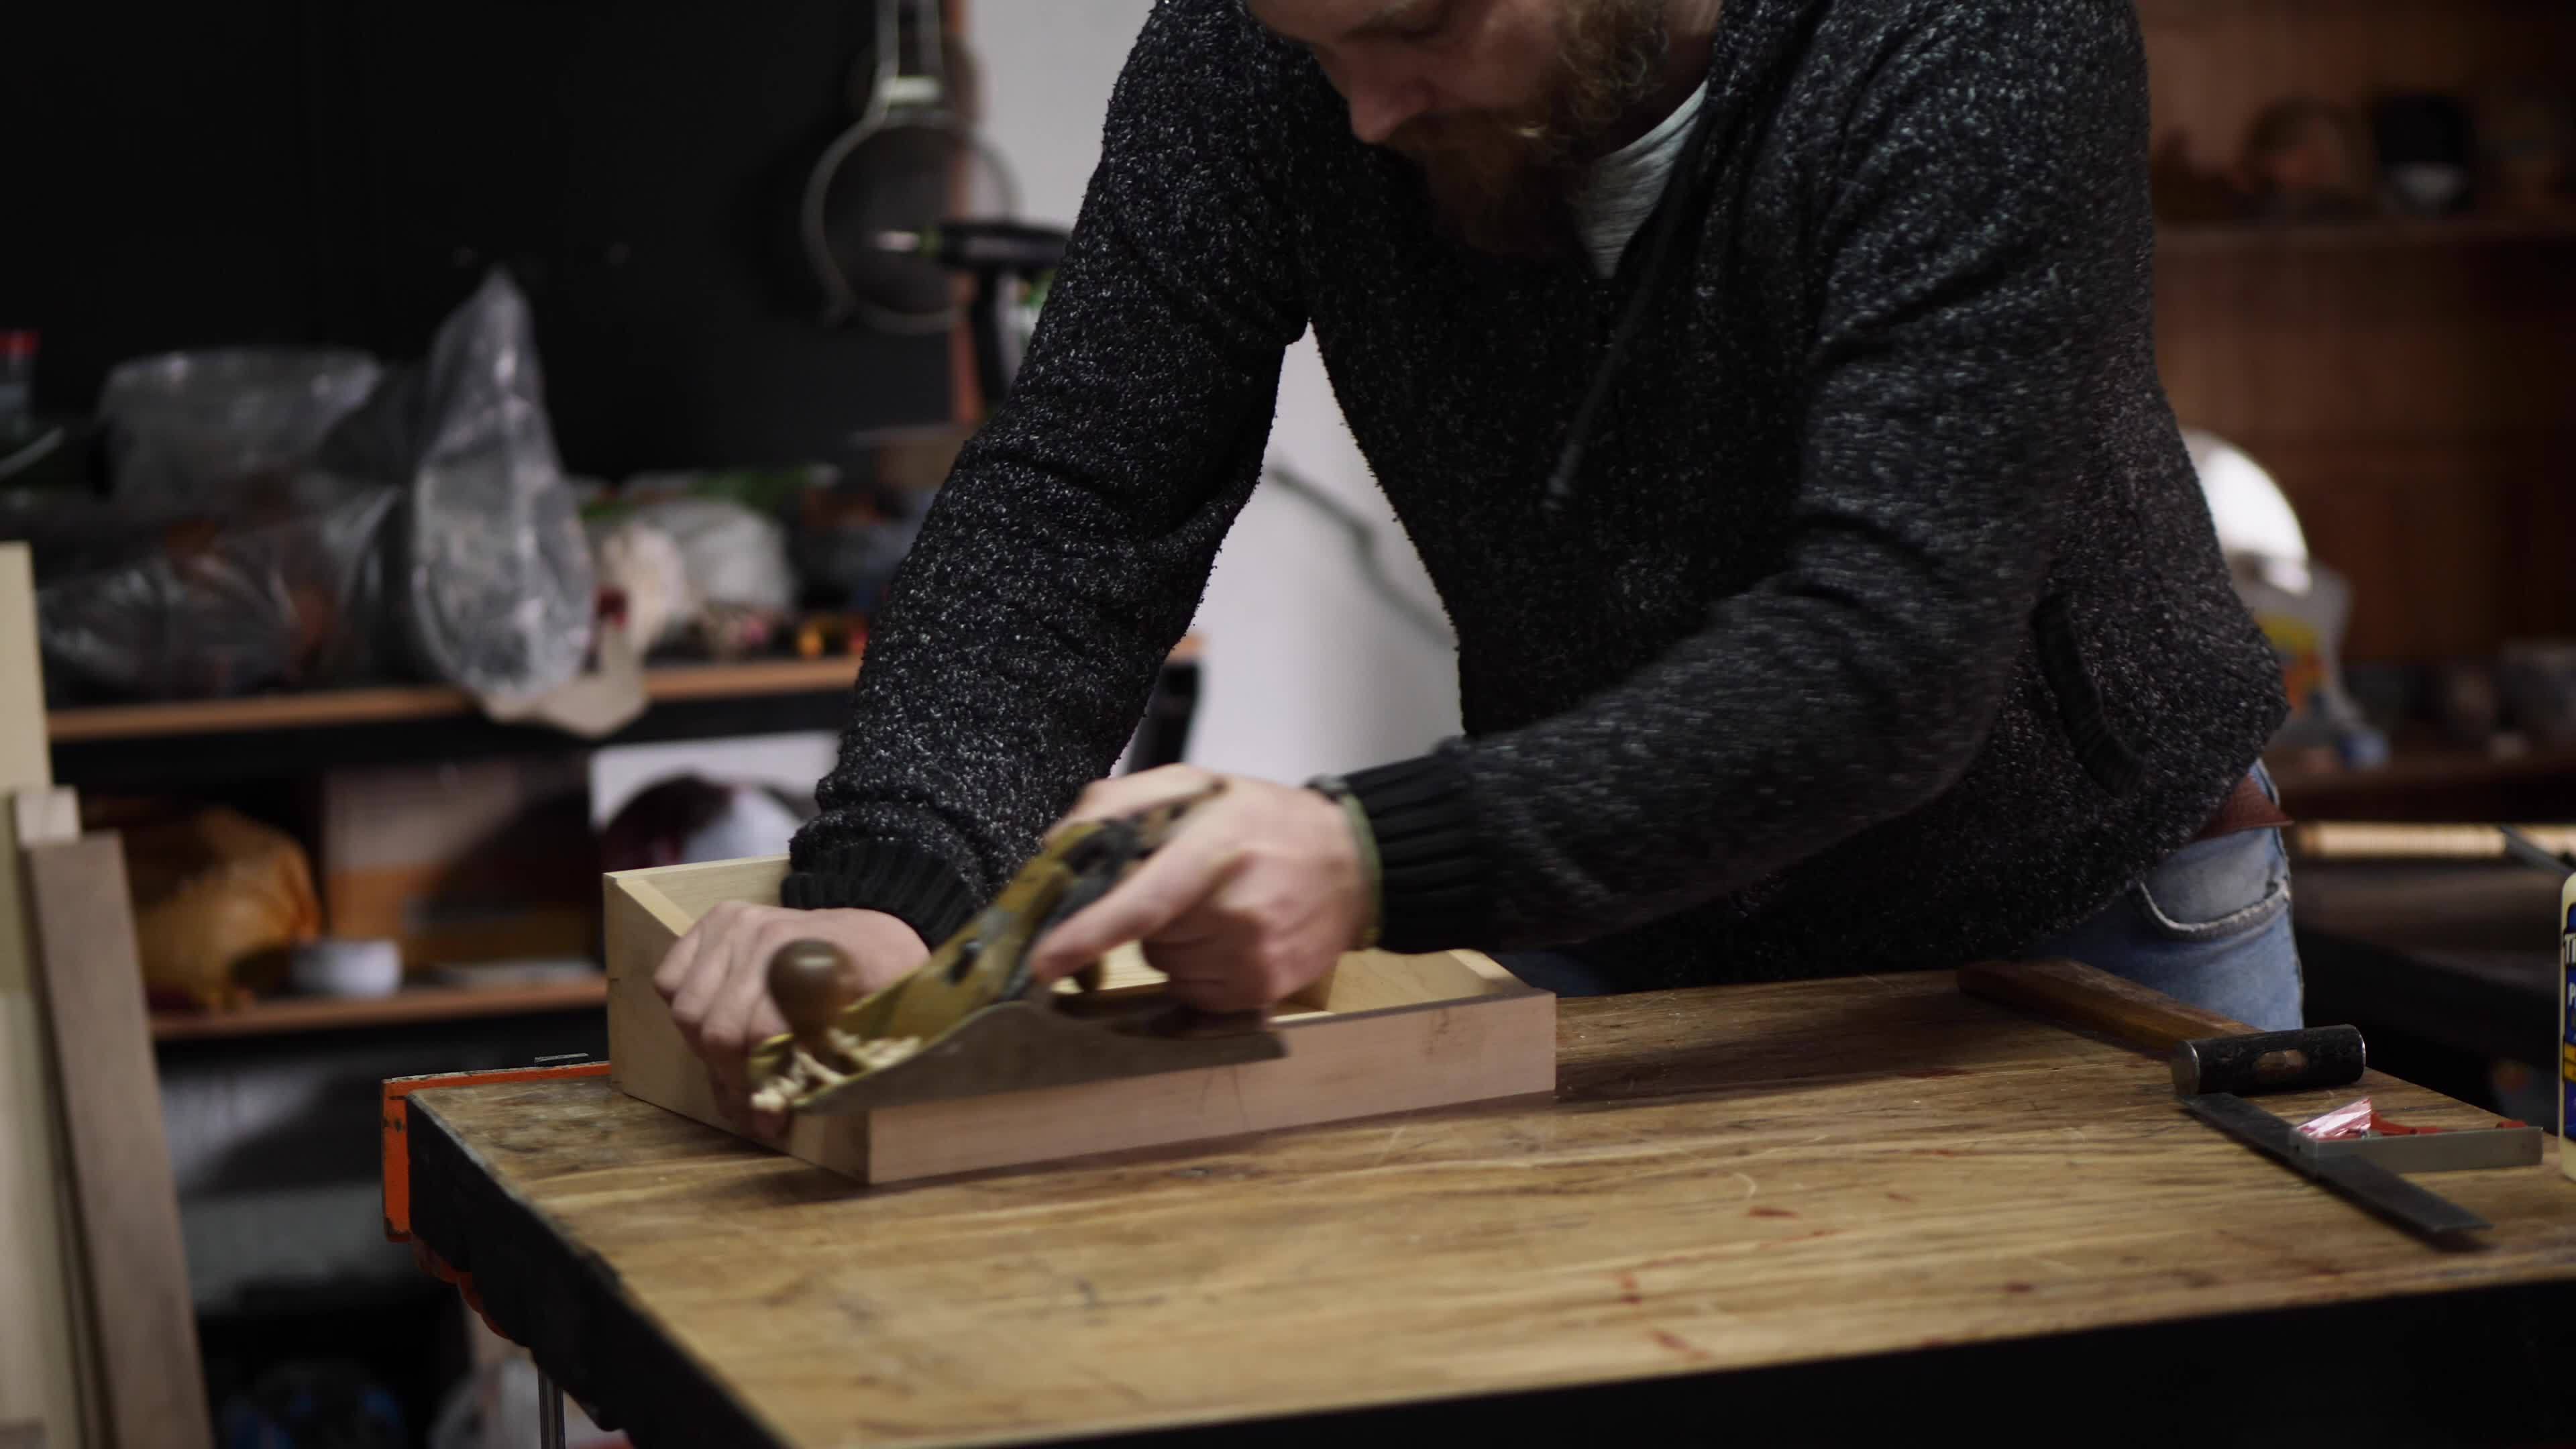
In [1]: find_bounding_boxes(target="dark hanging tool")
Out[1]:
[873,219,1068,413]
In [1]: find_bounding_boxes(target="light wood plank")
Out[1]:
[606,858,788,936]
[7,792,74,851]
[0,546,88,1447]
[0,549,42,790]
[2289,820,2576,861]
[602,869,876,1173]
[1299,948,1496,1013]
[23,834,213,1449]
[865,987,1556,1182]
[603,861,1555,1184]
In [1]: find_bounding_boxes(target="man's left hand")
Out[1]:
[1020,765,1368,1011]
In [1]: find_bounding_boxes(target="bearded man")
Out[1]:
[658,0,2300,1133]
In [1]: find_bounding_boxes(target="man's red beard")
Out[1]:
[1387,0,1672,258]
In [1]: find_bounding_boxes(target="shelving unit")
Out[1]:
[43,661,846,1044]
[2141,0,2576,674]
[2145,1,2576,1128]
[72,640,1206,1044]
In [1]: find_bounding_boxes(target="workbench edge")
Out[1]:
[402,1087,2576,1448]
[405,1093,797,1448]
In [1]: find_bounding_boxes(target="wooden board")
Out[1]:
[47,643,1196,743]
[150,978,606,1042]
[602,859,1556,1183]
[2289,820,2576,861]
[21,833,213,1449]
[44,657,869,743]
[407,971,2576,1448]
[0,548,42,790]
[0,547,87,1447]
[1957,957,2246,1053]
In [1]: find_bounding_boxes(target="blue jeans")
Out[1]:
[1501,768,2304,1031]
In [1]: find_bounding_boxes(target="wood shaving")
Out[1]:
[749,1036,924,1114]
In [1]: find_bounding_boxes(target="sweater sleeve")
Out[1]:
[1348,0,2145,952]
[784,0,1307,944]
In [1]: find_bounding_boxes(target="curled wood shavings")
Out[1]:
[749,1036,926,1114]
[849,1036,923,1070]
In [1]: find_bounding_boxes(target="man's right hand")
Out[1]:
[651,903,928,1140]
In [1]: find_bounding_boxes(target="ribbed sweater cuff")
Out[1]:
[1342,749,1491,952]
[781,841,979,949]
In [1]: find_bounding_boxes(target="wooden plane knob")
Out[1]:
[769,939,861,1051]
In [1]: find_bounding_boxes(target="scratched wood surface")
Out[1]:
[413,971,2576,1449]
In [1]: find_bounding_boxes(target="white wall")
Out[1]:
[972,0,1462,783]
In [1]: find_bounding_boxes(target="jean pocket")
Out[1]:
[2133,826,2292,944]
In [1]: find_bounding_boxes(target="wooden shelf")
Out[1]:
[46,639,1198,791]
[2140,0,2575,22]
[2158,216,2576,256]
[2277,742,2576,790]
[45,656,879,790]
[48,657,865,743]
[2271,744,2576,822]
[151,977,606,1042]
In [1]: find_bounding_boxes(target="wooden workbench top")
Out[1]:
[405,973,2576,1448]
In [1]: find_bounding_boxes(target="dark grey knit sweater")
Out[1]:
[785,0,2288,989]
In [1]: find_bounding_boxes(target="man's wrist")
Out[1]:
[781,839,981,949]
[1305,775,1383,951]
[1334,747,1491,952]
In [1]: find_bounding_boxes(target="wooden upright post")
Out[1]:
[0,542,90,1446]
[21,821,213,1449]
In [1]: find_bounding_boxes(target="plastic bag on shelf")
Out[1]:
[28,347,398,700]
[99,347,382,519]
[323,269,596,700]
[34,272,594,704]
[36,482,400,700]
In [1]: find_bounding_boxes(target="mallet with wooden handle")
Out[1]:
[1960,959,2489,1244]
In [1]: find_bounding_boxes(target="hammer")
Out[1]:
[1961,960,2490,1242]
[1956,958,2368,1095]
[2169,1023,2366,1097]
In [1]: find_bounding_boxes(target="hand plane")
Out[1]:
[747,784,1284,1117]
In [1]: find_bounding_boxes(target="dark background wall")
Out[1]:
[4,1,953,480]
